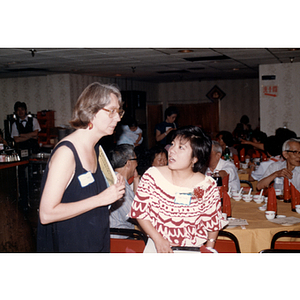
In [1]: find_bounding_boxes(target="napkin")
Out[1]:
[267,186,277,213]
[240,148,245,162]
[223,190,231,218]
[253,150,260,158]
[291,183,300,210]
[268,216,300,225]
[283,177,291,202]
[222,174,229,193]
[261,152,268,161]
[233,154,239,168]
[227,218,249,226]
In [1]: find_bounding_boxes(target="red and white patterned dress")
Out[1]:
[129,167,228,247]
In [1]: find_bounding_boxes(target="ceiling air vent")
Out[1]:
[183,55,230,62]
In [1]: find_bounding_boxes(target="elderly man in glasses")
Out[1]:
[108,144,139,238]
[257,138,300,193]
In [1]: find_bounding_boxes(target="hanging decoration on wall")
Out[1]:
[206,85,226,103]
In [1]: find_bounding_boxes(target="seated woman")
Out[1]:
[149,145,168,167]
[116,117,143,147]
[136,145,168,177]
[129,125,228,253]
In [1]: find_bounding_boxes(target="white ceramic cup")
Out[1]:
[222,213,227,220]
[232,195,241,201]
[242,194,253,202]
[253,195,264,203]
[295,205,300,214]
[265,211,276,220]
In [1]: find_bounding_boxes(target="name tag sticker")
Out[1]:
[78,171,95,188]
[174,192,192,206]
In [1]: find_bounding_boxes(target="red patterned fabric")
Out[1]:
[129,167,228,247]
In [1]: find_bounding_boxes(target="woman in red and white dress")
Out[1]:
[129,125,228,253]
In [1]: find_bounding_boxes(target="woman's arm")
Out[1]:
[39,146,125,224]
[155,129,166,142]
[137,219,177,253]
[206,230,219,248]
[155,128,174,142]
[240,139,264,151]
[135,133,142,144]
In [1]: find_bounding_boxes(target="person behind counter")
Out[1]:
[129,125,228,253]
[155,106,178,147]
[10,101,41,212]
[11,101,41,154]
[37,82,126,252]
[0,129,8,147]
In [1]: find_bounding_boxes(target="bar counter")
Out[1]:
[0,159,35,252]
[0,159,29,170]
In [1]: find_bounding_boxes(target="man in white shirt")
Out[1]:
[250,135,283,181]
[108,144,139,238]
[10,101,41,212]
[11,101,41,154]
[257,138,300,193]
[205,141,240,191]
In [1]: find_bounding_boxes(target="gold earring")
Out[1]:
[88,122,93,130]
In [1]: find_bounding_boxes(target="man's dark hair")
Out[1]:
[108,144,136,169]
[14,101,27,113]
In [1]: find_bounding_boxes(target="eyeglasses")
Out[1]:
[102,107,125,118]
[129,158,137,161]
[286,150,300,155]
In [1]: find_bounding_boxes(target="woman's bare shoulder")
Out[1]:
[49,142,75,169]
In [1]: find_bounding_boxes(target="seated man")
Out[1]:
[257,138,300,193]
[205,141,240,191]
[249,135,283,182]
[108,144,139,238]
[216,130,238,157]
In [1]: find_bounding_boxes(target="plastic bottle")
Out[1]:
[224,146,230,161]
[212,171,223,203]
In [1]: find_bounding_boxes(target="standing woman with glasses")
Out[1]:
[37,82,126,252]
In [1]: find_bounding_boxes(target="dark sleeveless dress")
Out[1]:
[37,141,110,252]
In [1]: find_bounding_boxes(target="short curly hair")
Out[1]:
[69,82,122,129]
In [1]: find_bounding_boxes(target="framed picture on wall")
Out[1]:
[206,85,226,103]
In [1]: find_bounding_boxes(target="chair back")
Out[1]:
[271,230,300,250]
[110,228,148,253]
[260,249,300,253]
[214,231,241,253]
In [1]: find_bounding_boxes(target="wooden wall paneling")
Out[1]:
[170,102,219,139]
[147,104,163,148]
